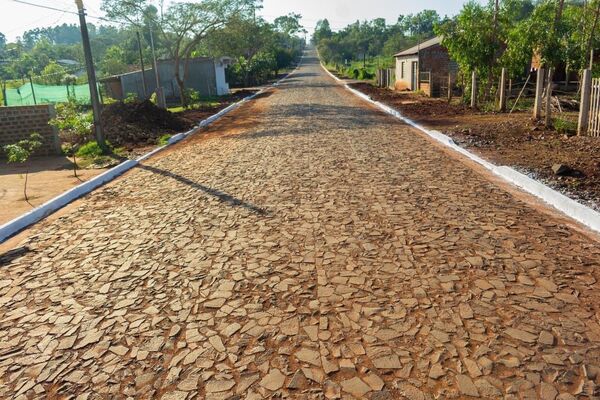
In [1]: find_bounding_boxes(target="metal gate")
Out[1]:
[588,78,600,137]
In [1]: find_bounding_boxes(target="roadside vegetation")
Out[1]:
[0,2,304,107]
[1,0,305,172]
[315,11,443,80]
[317,0,600,210]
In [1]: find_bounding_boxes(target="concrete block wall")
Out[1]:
[0,105,61,157]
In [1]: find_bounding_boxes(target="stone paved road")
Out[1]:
[2,52,600,400]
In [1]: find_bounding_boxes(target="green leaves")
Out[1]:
[50,100,93,141]
[3,132,43,164]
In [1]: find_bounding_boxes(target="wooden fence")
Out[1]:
[375,68,395,89]
[588,78,600,137]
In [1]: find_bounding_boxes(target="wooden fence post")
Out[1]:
[29,76,37,105]
[447,73,453,103]
[544,68,554,126]
[471,71,477,109]
[578,69,592,135]
[534,67,545,119]
[499,67,507,112]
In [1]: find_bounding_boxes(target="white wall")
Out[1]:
[395,56,417,90]
[215,63,230,96]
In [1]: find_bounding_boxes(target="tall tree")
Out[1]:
[313,19,332,44]
[102,0,259,106]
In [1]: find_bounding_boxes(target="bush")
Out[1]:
[124,93,138,104]
[553,118,577,135]
[184,89,201,109]
[157,134,172,146]
[358,68,374,80]
[76,141,110,158]
[50,99,93,144]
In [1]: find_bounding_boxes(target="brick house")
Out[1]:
[394,36,458,97]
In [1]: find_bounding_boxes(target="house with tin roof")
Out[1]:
[394,36,458,97]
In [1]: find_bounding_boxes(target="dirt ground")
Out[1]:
[350,82,600,210]
[176,89,258,124]
[0,156,106,225]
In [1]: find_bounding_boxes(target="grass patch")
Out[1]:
[76,141,107,158]
[553,117,577,135]
[158,134,172,146]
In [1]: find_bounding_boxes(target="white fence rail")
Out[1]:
[588,78,600,137]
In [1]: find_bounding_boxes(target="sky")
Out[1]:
[0,0,474,42]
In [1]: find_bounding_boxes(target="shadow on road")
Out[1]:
[0,246,33,267]
[138,164,269,216]
[230,103,388,140]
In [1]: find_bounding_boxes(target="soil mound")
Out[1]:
[101,100,193,146]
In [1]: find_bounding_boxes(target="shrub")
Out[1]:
[3,132,43,201]
[124,93,138,104]
[184,89,201,109]
[553,118,577,135]
[358,68,374,80]
[76,141,110,158]
[50,99,93,144]
[158,134,172,146]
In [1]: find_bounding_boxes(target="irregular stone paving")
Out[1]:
[1,51,600,400]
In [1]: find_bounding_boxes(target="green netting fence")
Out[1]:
[4,83,100,106]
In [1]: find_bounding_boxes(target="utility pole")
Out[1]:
[136,31,148,99]
[149,28,165,108]
[75,0,107,152]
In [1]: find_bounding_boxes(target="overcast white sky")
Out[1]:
[1,0,473,42]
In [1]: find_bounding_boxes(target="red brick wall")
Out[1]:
[419,45,458,97]
[0,105,61,157]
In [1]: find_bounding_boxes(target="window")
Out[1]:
[401,62,405,79]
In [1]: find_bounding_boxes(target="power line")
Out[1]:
[8,0,124,24]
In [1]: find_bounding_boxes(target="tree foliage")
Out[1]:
[202,13,304,86]
[102,0,260,106]
[314,10,443,67]
[3,132,43,201]
[438,0,600,90]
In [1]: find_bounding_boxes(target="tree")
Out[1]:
[3,133,43,202]
[102,0,260,107]
[437,0,535,99]
[101,45,129,76]
[313,19,332,44]
[402,10,441,38]
[40,61,67,85]
[0,32,6,51]
[274,13,305,36]
[437,2,495,77]
[201,10,304,86]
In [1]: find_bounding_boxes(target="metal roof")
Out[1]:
[394,36,442,57]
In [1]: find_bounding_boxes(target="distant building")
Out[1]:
[394,36,458,97]
[101,57,231,102]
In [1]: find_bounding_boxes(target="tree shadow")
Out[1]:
[138,164,269,216]
[0,246,33,266]
[228,103,390,140]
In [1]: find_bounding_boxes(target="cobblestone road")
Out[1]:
[2,52,600,400]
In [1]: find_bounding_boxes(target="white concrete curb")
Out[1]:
[321,63,600,234]
[0,160,137,243]
[0,61,303,243]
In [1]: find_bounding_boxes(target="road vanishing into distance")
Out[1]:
[1,50,600,399]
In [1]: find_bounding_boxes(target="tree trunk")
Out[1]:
[174,55,187,108]
[586,2,600,69]
[486,0,500,101]
[24,169,29,202]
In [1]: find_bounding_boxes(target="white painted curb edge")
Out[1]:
[0,62,302,244]
[0,159,137,243]
[321,63,600,234]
